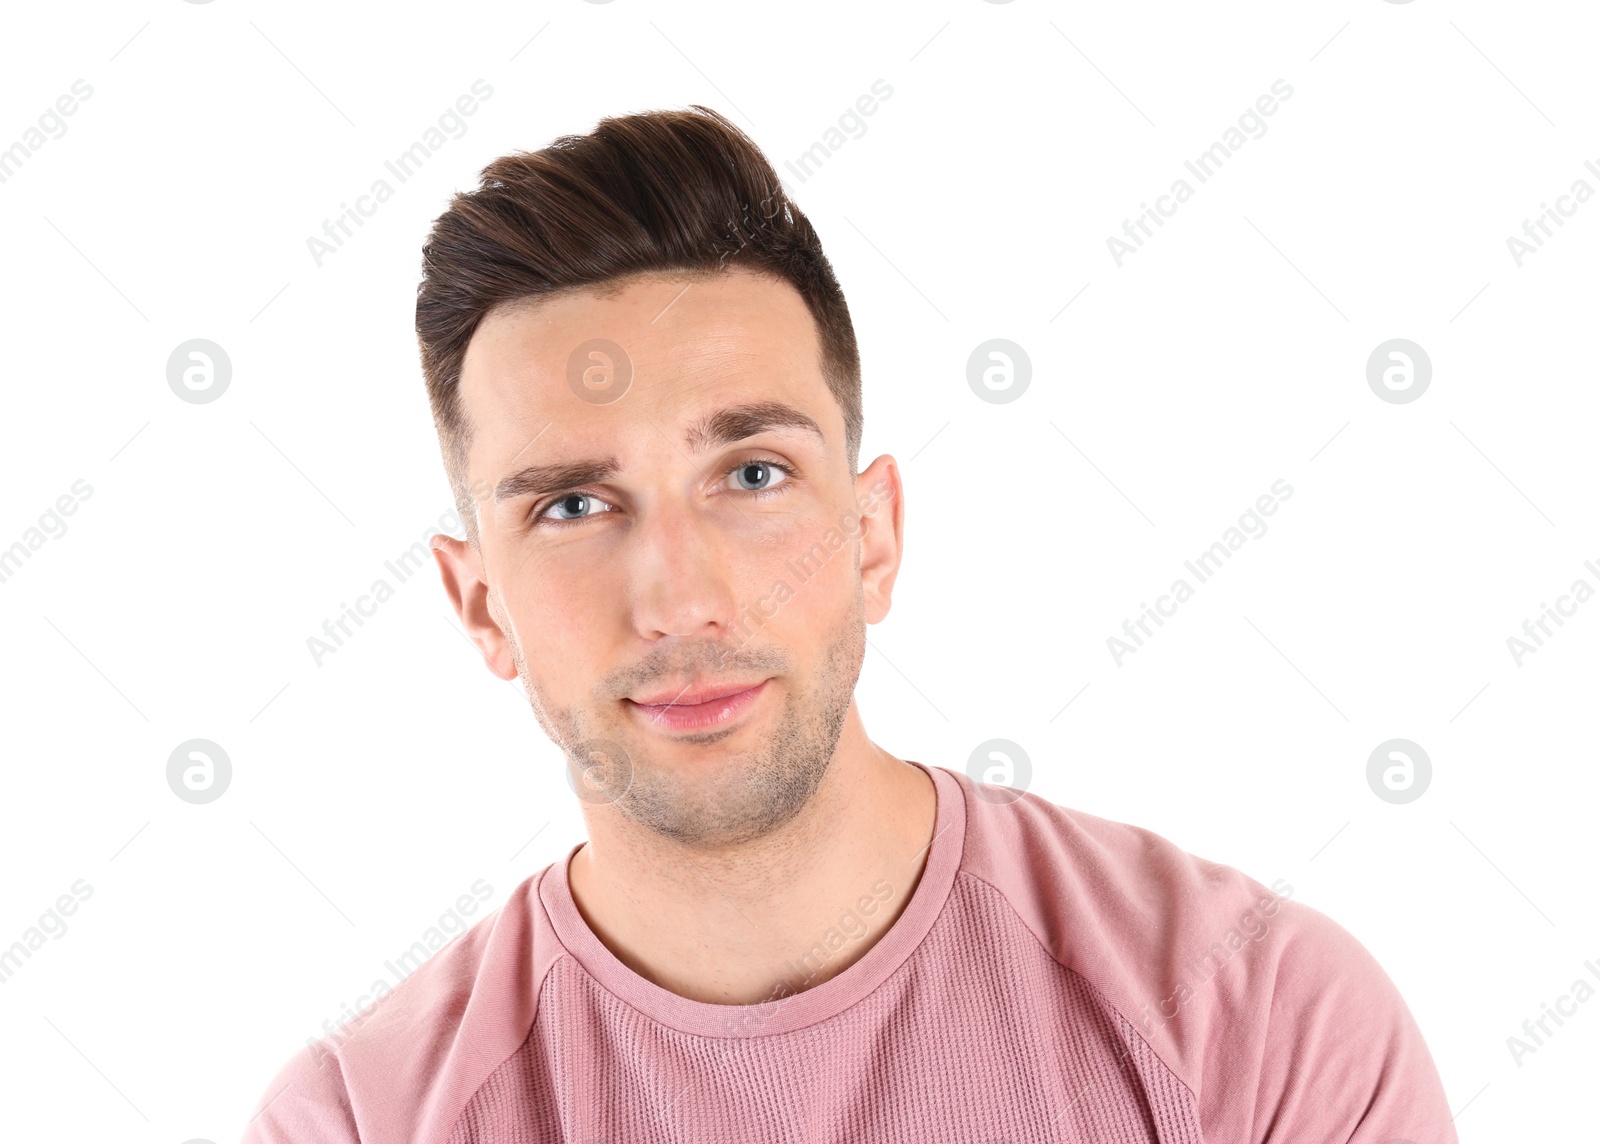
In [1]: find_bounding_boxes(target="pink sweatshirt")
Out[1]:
[241,761,1458,1142]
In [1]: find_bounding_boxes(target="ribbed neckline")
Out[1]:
[537,760,964,1038]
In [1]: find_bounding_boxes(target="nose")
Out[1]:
[628,493,742,641]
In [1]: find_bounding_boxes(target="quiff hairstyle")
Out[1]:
[414,105,863,548]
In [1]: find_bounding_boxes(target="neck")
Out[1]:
[565,707,937,1005]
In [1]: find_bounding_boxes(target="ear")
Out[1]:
[854,454,904,625]
[432,534,519,681]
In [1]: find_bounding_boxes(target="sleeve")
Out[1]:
[1239,901,1458,1144]
[239,1038,362,1144]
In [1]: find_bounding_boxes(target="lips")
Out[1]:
[628,679,769,708]
[624,679,770,733]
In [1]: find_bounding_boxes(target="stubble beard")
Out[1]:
[512,594,866,852]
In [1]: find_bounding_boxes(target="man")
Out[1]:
[243,106,1456,1143]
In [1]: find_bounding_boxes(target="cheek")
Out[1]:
[501,551,617,651]
[748,519,858,625]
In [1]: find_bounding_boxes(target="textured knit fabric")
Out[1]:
[240,762,1458,1143]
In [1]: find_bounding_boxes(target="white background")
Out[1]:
[1,1,1595,1139]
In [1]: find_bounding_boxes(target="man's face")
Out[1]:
[435,267,902,851]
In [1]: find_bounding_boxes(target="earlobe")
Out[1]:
[431,535,519,681]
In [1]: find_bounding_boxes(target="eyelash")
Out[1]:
[529,457,798,527]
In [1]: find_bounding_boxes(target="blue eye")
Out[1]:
[530,457,796,526]
[730,459,792,494]
[542,492,609,523]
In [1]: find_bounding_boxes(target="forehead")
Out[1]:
[457,267,836,475]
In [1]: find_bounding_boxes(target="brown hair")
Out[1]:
[414,105,862,546]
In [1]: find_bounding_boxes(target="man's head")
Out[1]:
[416,107,904,851]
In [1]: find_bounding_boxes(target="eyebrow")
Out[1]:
[492,400,827,505]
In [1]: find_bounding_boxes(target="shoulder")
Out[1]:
[943,766,1456,1140]
[240,866,566,1144]
[948,764,1294,987]
[239,1037,358,1144]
